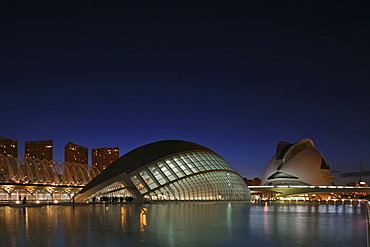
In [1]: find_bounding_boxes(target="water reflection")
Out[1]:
[248,202,367,247]
[140,207,147,242]
[0,202,367,247]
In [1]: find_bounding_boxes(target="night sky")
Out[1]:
[2,2,370,185]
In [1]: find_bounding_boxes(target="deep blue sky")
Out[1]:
[1,1,370,185]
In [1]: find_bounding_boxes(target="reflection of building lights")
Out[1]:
[140,207,147,237]
[140,208,147,226]
[121,207,126,227]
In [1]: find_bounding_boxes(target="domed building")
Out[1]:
[261,139,336,186]
[74,140,250,202]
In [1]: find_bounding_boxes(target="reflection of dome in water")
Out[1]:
[261,139,336,186]
[75,140,250,202]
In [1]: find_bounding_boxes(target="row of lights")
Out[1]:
[15,200,59,204]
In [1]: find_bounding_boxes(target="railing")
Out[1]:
[367,202,370,247]
[249,185,370,189]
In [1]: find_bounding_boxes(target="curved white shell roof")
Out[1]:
[261,139,335,186]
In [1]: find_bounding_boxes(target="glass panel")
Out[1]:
[165,158,185,178]
[178,154,199,173]
[157,161,176,181]
[202,152,221,169]
[130,175,147,193]
[174,156,192,175]
[148,165,167,185]
[140,169,158,190]
[189,153,210,171]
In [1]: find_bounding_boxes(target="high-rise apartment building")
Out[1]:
[0,136,18,157]
[65,142,88,164]
[92,147,119,172]
[25,140,53,160]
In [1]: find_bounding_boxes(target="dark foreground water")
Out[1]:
[0,201,367,247]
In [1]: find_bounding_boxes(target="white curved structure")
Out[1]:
[0,154,102,202]
[0,154,101,185]
[261,139,336,186]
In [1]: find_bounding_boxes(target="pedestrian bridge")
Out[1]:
[249,185,370,198]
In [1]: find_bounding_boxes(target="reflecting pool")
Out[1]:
[0,201,367,247]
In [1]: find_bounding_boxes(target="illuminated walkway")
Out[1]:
[249,185,370,198]
[0,154,101,202]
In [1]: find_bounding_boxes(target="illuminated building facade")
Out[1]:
[261,138,336,186]
[92,147,119,172]
[65,142,88,164]
[25,140,53,160]
[0,136,18,157]
[75,140,250,202]
[0,140,250,203]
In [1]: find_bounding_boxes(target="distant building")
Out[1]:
[92,147,119,172]
[244,177,261,186]
[261,138,336,186]
[25,140,53,160]
[0,136,18,157]
[65,142,88,164]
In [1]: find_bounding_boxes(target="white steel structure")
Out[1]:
[0,154,100,202]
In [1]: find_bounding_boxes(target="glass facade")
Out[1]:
[130,151,249,201]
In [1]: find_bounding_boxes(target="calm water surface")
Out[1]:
[0,202,367,247]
